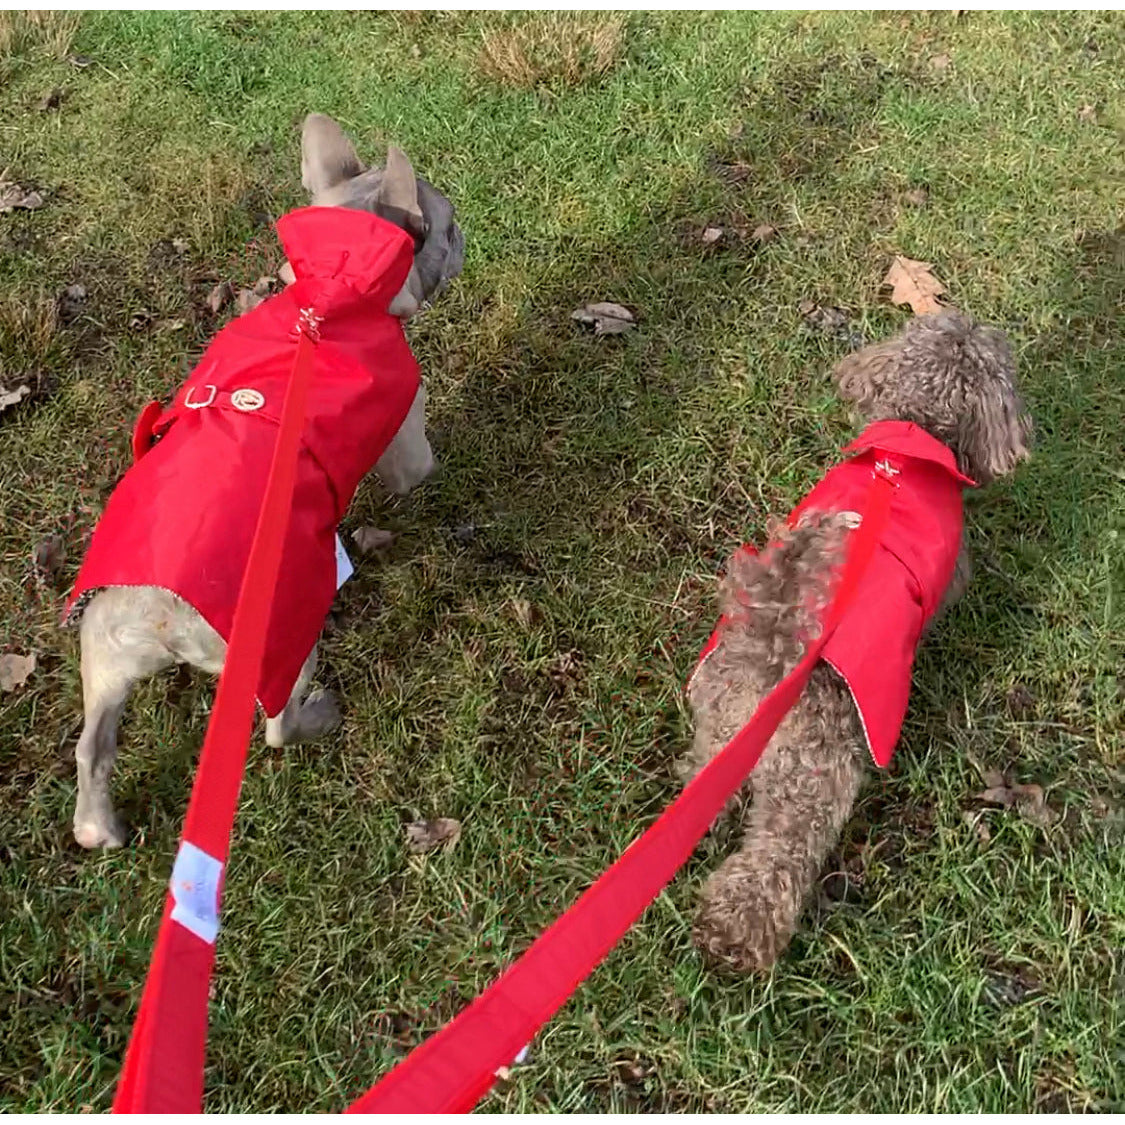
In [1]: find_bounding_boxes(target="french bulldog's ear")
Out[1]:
[301,113,363,197]
[379,146,423,226]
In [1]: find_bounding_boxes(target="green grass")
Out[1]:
[1,10,1122,1113]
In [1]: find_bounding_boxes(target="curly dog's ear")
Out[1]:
[953,323,1033,484]
[832,341,901,418]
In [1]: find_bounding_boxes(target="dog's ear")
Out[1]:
[301,113,364,197]
[958,364,1033,484]
[377,146,424,230]
[833,341,900,418]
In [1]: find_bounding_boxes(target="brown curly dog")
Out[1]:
[679,310,1032,973]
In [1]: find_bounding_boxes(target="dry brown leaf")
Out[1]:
[207,281,233,315]
[752,222,778,242]
[32,534,65,577]
[0,383,32,413]
[700,226,723,244]
[405,817,461,854]
[930,52,951,71]
[904,187,929,208]
[975,769,1059,828]
[882,255,947,315]
[0,181,45,213]
[570,301,636,336]
[0,652,36,692]
[252,275,275,297]
[509,597,541,629]
[236,288,263,315]
[67,53,93,68]
[1077,103,1097,123]
[351,526,396,554]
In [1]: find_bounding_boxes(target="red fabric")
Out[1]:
[692,420,974,768]
[115,328,320,1113]
[66,207,420,716]
[346,470,897,1114]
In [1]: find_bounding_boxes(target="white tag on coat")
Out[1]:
[335,534,354,589]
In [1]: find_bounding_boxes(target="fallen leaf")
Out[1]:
[570,301,636,336]
[236,288,264,315]
[37,87,65,112]
[351,526,396,554]
[206,281,233,314]
[66,53,93,68]
[975,770,1059,828]
[252,275,275,297]
[962,810,991,842]
[904,187,929,208]
[700,226,723,244]
[0,383,32,413]
[405,817,461,854]
[0,652,36,692]
[882,255,947,316]
[0,181,45,213]
[32,534,65,577]
[171,237,190,255]
[1078,103,1097,123]
[129,310,155,330]
[752,222,778,242]
[930,52,952,71]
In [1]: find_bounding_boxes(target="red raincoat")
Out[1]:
[66,207,421,716]
[692,420,975,767]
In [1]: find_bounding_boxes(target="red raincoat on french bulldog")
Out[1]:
[66,206,421,716]
[691,420,976,768]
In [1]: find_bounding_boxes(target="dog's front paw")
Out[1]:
[692,860,797,974]
[296,688,342,741]
[74,814,127,849]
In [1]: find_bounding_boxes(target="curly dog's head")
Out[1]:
[833,310,1032,484]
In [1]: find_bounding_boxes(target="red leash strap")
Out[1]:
[113,317,321,1114]
[347,466,899,1114]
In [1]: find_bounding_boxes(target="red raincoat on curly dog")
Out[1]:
[691,419,976,769]
[680,311,1031,974]
[67,206,420,717]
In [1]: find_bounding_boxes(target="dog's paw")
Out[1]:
[692,865,795,974]
[296,688,342,741]
[74,815,127,849]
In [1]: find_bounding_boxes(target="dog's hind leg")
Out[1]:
[693,669,868,972]
[74,589,179,848]
[263,644,341,748]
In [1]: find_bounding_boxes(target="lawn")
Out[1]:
[1,10,1122,1113]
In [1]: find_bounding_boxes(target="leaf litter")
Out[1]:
[974,766,1059,829]
[0,653,36,692]
[571,301,636,336]
[882,255,948,316]
[405,818,462,854]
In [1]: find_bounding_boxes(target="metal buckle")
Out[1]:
[184,384,217,410]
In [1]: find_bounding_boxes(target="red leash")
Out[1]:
[113,315,321,1113]
[346,465,898,1114]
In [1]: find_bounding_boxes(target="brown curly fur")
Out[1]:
[681,310,1032,973]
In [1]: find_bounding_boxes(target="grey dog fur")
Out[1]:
[680,310,1032,973]
[71,114,463,849]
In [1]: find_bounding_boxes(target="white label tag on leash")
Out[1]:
[335,534,353,589]
[169,841,223,944]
